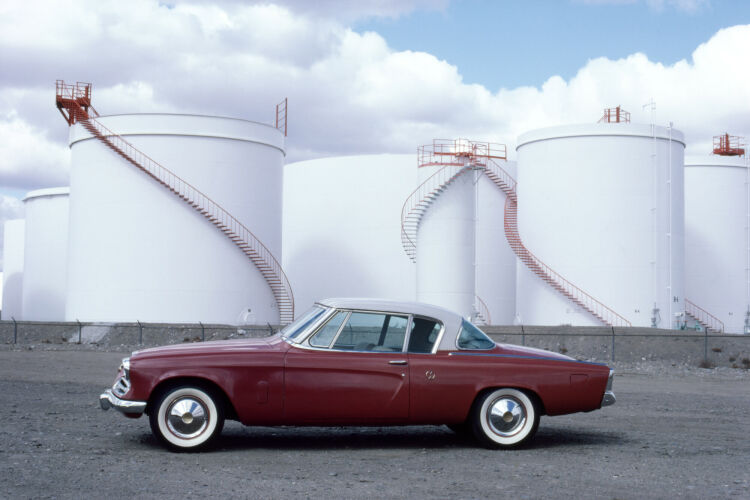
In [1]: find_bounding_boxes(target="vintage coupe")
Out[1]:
[100,298,615,451]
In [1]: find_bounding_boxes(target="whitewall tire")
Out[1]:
[472,388,539,448]
[149,385,225,451]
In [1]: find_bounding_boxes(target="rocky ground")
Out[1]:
[0,345,748,499]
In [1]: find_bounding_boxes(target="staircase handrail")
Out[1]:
[685,299,724,332]
[474,295,491,325]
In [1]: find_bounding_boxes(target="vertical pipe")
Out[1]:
[137,320,143,345]
[77,319,82,344]
[611,326,616,362]
[200,321,205,342]
[521,324,525,346]
[746,152,750,333]
[12,317,17,344]
[667,123,673,328]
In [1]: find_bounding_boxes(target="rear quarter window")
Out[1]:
[457,319,495,350]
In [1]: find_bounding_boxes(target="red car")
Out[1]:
[100,298,615,451]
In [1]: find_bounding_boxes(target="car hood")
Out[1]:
[497,343,576,362]
[132,335,282,360]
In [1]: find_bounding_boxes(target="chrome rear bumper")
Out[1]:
[601,369,616,407]
[100,389,147,415]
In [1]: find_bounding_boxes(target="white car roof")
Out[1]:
[315,298,466,351]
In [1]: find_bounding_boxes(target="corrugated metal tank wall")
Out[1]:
[66,114,284,324]
[282,154,417,314]
[515,123,685,328]
[22,188,69,321]
[1,219,25,320]
[685,154,749,333]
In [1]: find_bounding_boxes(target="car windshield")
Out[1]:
[281,305,329,341]
[457,319,496,350]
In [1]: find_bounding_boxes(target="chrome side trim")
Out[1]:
[99,389,147,415]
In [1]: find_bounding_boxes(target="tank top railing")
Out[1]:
[400,164,473,262]
[62,99,294,324]
[484,158,632,327]
[685,299,724,333]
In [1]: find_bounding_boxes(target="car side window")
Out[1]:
[332,312,408,352]
[457,319,496,350]
[408,317,442,353]
[309,311,348,348]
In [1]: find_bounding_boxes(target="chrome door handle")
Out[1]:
[389,360,408,365]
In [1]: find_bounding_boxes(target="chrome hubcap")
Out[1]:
[488,396,526,437]
[166,397,208,439]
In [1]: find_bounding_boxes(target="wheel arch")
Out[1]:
[147,376,239,421]
[472,385,547,416]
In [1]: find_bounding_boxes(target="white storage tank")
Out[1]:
[22,188,69,321]
[282,154,417,314]
[476,160,517,325]
[516,123,685,328]
[414,142,479,319]
[1,219,25,320]
[685,154,749,333]
[66,114,286,324]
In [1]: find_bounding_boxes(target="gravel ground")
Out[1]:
[1,345,749,500]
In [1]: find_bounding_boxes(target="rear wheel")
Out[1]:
[472,388,539,448]
[149,385,225,451]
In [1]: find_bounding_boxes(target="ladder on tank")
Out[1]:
[400,139,631,327]
[55,80,295,324]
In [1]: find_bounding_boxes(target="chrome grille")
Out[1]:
[112,375,130,397]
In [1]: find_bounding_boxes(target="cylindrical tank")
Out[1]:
[516,123,685,328]
[416,158,478,319]
[283,154,417,314]
[476,161,517,325]
[22,188,69,321]
[66,114,285,324]
[2,219,25,320]
[685,154,749,333]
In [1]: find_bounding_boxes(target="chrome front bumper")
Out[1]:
[99,389,147,415]
[601,369,616,407]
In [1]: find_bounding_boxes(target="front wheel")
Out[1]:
[149,385,225,451]
[472,388,539,448]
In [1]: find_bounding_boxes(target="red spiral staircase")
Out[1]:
[55,81,294,324]
[401,138,632,327]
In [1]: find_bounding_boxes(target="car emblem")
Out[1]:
[425,370,436,380]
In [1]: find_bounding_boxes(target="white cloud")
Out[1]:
[0,113,70,189]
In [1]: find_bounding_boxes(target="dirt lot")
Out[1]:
[1,346,748,500]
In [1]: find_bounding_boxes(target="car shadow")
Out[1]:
[134,424,628,452]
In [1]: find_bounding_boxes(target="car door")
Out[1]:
[407,316,477,423]
[283,310,410,424]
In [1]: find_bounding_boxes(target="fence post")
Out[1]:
[137,320,143,345]
[200,322,205,342]
[521,324,525,346]
[704,326,708,364]
[12,317,17,344]
[77,319,82,344]
[611,326,616,362]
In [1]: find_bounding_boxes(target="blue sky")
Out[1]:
[357,0,750,89]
